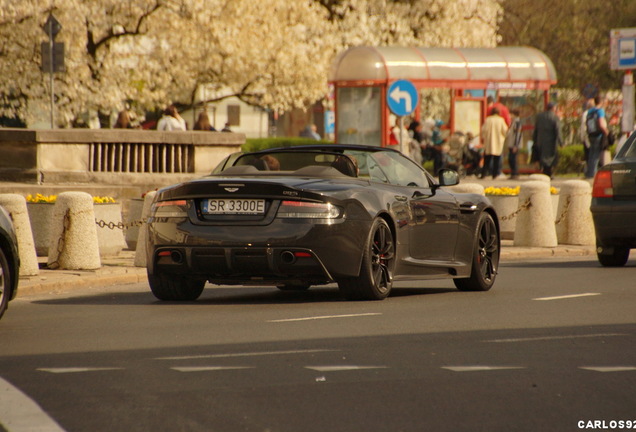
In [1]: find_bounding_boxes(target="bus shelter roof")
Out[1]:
[329,46,557,90]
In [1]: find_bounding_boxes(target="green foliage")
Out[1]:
[242,137,334,152]
[556,144,585,175]
[499,0,634,92]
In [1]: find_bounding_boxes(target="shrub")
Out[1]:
[243,137,333,152]
[556,144,585,175]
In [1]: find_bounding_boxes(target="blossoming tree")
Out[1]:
[0,0,500,127]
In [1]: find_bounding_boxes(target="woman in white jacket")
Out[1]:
[157,105,187,131]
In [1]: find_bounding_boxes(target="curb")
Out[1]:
[15,245,597,299]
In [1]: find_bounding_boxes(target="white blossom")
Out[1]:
[0,0,500,126]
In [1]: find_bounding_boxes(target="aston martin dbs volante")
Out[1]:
[146,145,500,301]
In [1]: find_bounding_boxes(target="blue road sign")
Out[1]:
[387,80,418,117]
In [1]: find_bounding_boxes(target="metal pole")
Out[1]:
[399,116,404,154]
[48,27,54,129]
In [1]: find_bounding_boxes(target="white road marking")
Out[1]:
[579,366,636,372]
[533,293,600,301]
[156,349,338,361]
[442,366,525,372]
[37,368,123,374]
[267,313,382,323]
[171,366,255,372]
[305,366,388,372]
[485,333,628,343]
[0,377,66,432]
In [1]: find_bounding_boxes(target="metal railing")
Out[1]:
[88,143,194,173]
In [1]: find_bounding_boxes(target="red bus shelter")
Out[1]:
[328,46,557,147]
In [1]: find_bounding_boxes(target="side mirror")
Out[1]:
[438,169,459,187]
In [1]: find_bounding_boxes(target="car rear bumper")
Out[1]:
[591,200,636,247]
[146,218,371,283]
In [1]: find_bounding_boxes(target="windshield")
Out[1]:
[230,148,432,188]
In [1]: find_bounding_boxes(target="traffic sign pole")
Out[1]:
[387,80,418,154]
[43,13,62,129]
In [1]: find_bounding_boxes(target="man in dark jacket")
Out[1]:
[532,102,563,177]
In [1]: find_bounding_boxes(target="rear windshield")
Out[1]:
[620,132,636,159]
[229,149,432,188]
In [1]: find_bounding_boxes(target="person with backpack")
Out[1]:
[585,95,609,179]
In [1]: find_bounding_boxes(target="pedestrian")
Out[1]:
[157,105,187,131]
[487,95,511,127]
[481,107,508,179]
[505,109,523,179]
[113,109,135,129]
[579,98,595,164]
[221,122,233,133]
[532,102,563,178]
[584,95,609,179]
[193,112,216,131]
[431,120,446,174]
[299,124,321,140]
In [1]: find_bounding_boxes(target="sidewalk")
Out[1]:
[16,241,597,298]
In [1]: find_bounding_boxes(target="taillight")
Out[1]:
[592,171,613,198]
[277,200,342,219]
[151,199,188,217]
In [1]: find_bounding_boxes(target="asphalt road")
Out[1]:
[1,256,635,432]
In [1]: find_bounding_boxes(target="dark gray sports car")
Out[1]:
[146,145,500,301]
[591,130,636,266]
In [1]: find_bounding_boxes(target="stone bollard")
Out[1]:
[134,191,156,268]
[94,202,127,257]
[514,181,557,247]
[47,192,101,270]
[555,180,595,245]
[125,198,144,250]
[444,183,485,196]
[528,173,551,183]
[0,194,39,276]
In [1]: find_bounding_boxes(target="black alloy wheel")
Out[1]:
[0,248,11,319]
[338,217,395,300]
[454,212,499,292]
[148,272,206,301]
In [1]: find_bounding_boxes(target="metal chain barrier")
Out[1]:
[499,198,533,222]
[94,218,145,231]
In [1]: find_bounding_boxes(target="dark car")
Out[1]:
[0,205,20,319]
[591,131,636,266]
[146,145,500,301]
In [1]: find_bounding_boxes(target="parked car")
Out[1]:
[0,206,20,319]
[591,131,636,266]
[146,144,500,301]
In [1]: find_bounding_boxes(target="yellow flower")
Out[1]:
[484,186,520,196]
[485,186,559,196]
[26,194,116,203]
[93,196,116,204]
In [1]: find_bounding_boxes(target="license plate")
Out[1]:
[203,199,265,215]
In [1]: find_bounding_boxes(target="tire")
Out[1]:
[338,218,395,300]
[454,212,499,292]
[0,248,11,320]
[148,272,205,301]
[597,245,630,267]
[276,283,311,291]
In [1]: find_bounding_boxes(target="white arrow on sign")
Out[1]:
[389,85,412,113]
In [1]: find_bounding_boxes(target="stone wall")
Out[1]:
[0,128,244,184]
